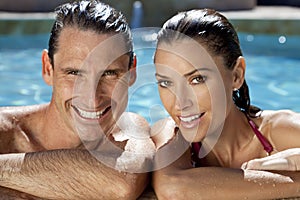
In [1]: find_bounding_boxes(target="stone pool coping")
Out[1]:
[0,6,300,35]
[1,6,300,20]
[222,6,300,35]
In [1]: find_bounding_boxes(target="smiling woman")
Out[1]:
[151,8,300,200]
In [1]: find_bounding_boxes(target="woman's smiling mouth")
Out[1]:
[178,113,205,129]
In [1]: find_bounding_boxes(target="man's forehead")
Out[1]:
[58,27,128,51]
[55,27,130,66]
[84,53,130,71]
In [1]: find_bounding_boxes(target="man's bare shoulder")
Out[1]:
[0,104,48,153]
[0,104,47,128]
[118,112,150,131]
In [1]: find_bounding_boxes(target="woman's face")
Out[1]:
[154,39,235,143]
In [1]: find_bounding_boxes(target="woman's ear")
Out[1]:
[232,56,246,90]
[128,54,137,86]
[42,49,54,86]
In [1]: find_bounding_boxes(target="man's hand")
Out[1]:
[242,148,300,171]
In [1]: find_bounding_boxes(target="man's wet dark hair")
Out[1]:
[48,0,133,68]
[157,8,261,117]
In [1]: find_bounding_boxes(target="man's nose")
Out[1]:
[76,77,105,108]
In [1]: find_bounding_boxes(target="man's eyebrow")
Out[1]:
[61,67,86,73]
[183,68,212,77]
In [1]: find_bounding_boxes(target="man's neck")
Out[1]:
[39,102,82,150]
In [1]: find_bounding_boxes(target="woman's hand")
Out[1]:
[242,148,300,171]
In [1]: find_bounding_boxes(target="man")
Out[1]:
[0,1,152,199]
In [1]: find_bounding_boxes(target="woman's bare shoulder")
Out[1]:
[261,109,300,125]
[261,109,300,150]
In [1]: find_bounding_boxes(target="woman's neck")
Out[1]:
[205,106,256,167]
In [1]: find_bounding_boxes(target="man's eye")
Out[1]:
[102,70,121,80]
[103,70,118,77]
[191,75,207,84]
[67,70,81,76]
[157,80,172,88]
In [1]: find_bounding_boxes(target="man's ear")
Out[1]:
[232,56,246,90]
[128,54,137,86]
[42,49,54,86]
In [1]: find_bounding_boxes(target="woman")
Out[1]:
[152,8,300,199]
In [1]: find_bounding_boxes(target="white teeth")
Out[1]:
[75,107,106,119]
[179,114,201,122]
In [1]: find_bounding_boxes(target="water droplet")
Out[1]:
[278,36,286,44]
[246,34,254,42]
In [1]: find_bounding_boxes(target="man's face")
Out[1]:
[47,27,135,143]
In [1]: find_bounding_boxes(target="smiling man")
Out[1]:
[0,1,152,199]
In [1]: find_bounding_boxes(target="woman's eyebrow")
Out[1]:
[183,68,212,77]
[155,73,169,78]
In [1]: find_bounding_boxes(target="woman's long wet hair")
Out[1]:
[157,8,261,118]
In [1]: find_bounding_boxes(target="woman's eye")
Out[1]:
[157,80,172,88]
[191,75,207,84]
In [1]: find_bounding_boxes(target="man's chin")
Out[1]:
[78,136,104,150]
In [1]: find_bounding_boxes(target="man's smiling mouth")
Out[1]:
[72,105,111,120]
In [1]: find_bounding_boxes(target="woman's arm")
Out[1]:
[152,115,300,200]
[153,149,300,200]
[0,149,149,200]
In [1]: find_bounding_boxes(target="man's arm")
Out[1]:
[0,186,47,200]
[153,149,300,200]
[0,149,149,200]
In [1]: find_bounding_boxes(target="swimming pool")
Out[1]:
[0,29,300,124]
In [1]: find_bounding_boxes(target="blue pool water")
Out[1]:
[0,30,300,124]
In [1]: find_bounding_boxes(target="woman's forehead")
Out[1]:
[156,43,220,68]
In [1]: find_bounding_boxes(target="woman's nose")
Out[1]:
[174,84,194,111]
